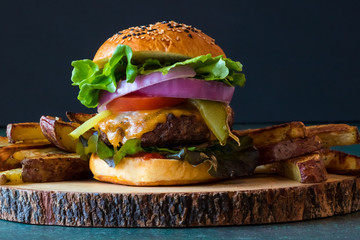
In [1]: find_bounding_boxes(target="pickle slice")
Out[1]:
[189,99,230,145]
[69,110,112,139]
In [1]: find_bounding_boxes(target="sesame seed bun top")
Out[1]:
[93,21,226,64]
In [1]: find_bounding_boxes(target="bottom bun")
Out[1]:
[89,154,217,186]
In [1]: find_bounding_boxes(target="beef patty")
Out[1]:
[141,113,210,147]
[99,113,210,147]
[99,105,234,148]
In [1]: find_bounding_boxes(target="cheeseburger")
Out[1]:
[70,21,258,186]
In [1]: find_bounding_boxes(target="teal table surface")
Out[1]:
[0,123,360,239]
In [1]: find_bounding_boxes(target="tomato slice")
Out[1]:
[106,95,186,112]
[130,152,165,160]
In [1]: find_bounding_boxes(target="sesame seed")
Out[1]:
[176,29,182,32]
[120,40,125,44]
[140,36,145,39]
[176,36,180,41]
[128,38,131,41]
[188,33,192,38]
[122,36,127,39]
[184,29,189,33]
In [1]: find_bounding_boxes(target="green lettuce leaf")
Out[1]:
[71,45,245,108]
[71,45,137,108]
[165,136,258,178]
[76,133,114,162]
[140,54,245,86]
[113,139,143,165]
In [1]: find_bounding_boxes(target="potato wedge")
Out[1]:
[21,156,91,182]
[0,146,69,170]
[306,124,360,147]
[66,112,95,124]
[0,136,10,148]
[0,168,23,185]
[234,122,307,147]
[0,142,52,162]
[259,152,328,183]
[40,116,94,152]
[6,122,50,144]
[11,147,75,163]
[0,158,22,171]
[322,149,360,175]
[257,136,323,165]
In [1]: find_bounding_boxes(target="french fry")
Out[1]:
[258,152,328,183]
[0,136,10,147]
[0,168,23,185]
[40,116,94,152]
[0,143,52,162]
[234,122,307,147]
[322,149,360,175]
[21,155,91,182]
[257,136,323,165]
[66,112,95,124]
[6,122,50,144]
[306,124,360,147]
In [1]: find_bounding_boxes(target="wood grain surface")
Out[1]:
[0,174,359,227]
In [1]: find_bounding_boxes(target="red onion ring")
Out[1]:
[134,78,234,103]
[98,66,196,111]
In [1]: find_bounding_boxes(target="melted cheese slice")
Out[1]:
[97,103,201,147]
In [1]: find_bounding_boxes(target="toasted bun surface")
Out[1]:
[90,154,217,186]
[93,21,225,63]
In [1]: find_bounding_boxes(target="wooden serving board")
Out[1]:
[0,173,359,227]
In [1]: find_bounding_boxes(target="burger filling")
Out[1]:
[71,44,259,179]
[97,103,210,148]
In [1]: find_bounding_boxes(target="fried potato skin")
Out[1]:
[7,123,49,144]
[306,124,360,147]
[21,156,91,182]
[40,116,93,152]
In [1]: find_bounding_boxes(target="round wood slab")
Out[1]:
[0,173,359,227]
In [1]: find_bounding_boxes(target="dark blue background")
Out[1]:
[0,0,359,125]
